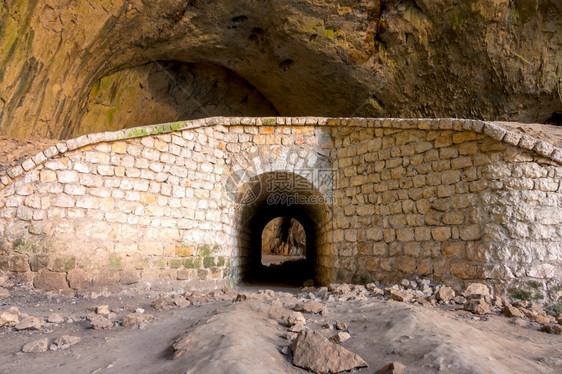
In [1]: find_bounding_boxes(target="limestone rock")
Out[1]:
[285,331,299,341]
[0,312,19,327]
[33,271,69,292]
[335,321,347,331]
[0,287,10,298]
[53,335,81,350]
[122,313,154,327]
[376,362,407,374]
[87,313,113,330]
[15,316,42,331]
[329,284,351,296]
[171,295,190,308]
[96,305,110,315]
[292,329,367,373]
[390,290,413,303]
[267,300,292,320]
[22,338,49,353]
[366,283,384,296]
[436,287,455,302]
[289,323,306,333]
[533,315,553,324]
[541,324,562,335]
[294,301,325,314]
[151,297,170,311]
[287,312,306,327]
[464,299,491,315]
[330,332,351,344]
[47,313,65,324]
[464,283,490,298]
[453,296,467,305]
[502,302,524,318]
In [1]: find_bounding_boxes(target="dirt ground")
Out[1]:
[0,283,561,374]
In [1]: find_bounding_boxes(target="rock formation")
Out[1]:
[262,217,306,257]
[0,0,561,139]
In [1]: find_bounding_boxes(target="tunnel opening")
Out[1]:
[234,171,331,287]
[261,217,306,267]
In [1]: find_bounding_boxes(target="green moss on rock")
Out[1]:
[203,256,215,268]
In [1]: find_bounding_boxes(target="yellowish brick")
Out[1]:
[431,227,451,241]
[40,170,57,182]
[452,131,477,144]
[111,141,128,154]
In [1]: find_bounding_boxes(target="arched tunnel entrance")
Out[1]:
[234,171,331,286]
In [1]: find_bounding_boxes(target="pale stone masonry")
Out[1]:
[0,117,561,296]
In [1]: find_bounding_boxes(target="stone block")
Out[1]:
[431,227,452,241]
[10,254,30,272]
[459,225,482,240]
[58,170,78,183]
[33,271,69,291]
[450,262,476,279]
[67,269,93,289]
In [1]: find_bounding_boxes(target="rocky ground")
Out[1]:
[0,279,561,374]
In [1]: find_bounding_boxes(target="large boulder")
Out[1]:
[292,329,368,373]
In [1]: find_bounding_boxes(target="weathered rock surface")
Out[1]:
[0,312,19,327]
[294,301,325,314]
[87,314,113,330]
[22,338,49,353]
[375,361,407,374]
[47,313,64,324]
[541,324,562,335]
[436,287,455,302]
[15,316,42,331]
[287,312,306,327]
[122,313,154,327]
[292,329,368,373]
[464,283,491,298]
[330,331,351,344]
[465,299,491,315]
[1,0,560,139]
[52,335,81,350]
[389,290,413,303]
[502,301,524,318]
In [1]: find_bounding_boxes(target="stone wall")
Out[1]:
[0,118,561,297]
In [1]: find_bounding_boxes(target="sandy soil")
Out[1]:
[0,284,560,374]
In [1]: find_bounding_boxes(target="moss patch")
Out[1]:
[203,256,216,268]
[169,259,182,269]
[108,256,123,271]
[199,245,211,256]
[52,256,76,272]
[12,238,37,253]
[509,280,544,301]
[183,257,202,269]
[217,256,226,267]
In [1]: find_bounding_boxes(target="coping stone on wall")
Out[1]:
[1,117,561,190]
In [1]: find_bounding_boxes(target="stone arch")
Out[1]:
[232,171,332,285]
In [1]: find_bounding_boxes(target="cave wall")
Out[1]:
[0,117,560,297]
[0,0,561,139]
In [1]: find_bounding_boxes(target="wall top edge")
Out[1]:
[1,117,561,189]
